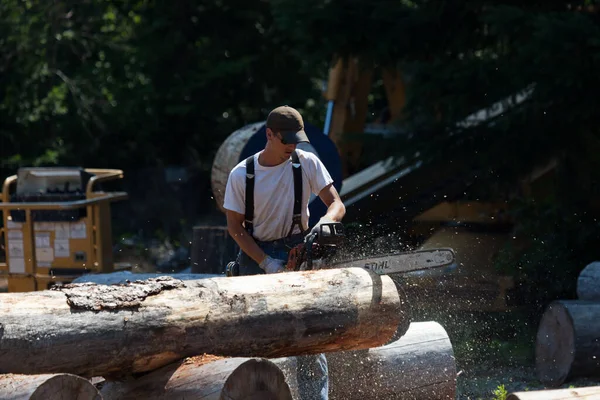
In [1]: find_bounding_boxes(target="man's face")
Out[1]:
[267,128,297,161]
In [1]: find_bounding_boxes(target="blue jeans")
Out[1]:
[237,233,329,400]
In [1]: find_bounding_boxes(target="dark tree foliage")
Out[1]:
[2,0,600,303]
[270,0,600,303]
[0,0,324,169]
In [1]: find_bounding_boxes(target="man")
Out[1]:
[223,105,345,400]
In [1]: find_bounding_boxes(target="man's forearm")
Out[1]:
[228,224,267,264]
[324,199,346,222]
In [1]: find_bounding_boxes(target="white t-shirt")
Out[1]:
[223,149,334,241]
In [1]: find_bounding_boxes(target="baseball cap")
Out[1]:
[266,106,310,144]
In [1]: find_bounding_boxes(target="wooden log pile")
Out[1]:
[3,267,458,399]
[97,321,456,400]
[0,373,101,400]
[535,261,600,387]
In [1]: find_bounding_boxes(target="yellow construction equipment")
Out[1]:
[0,167,128,292]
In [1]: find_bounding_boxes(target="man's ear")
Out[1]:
[266,127,275,141]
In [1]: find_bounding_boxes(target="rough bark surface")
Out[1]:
[577,262,600,301]
[536,300,600,387]
[0,373,101,400]
[0,268,403,378]
[327,321,456,400]
[507,385,600,399]
[72,272,220,285]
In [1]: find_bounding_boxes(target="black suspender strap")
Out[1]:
[288,150,303,237]
[244,155,255,235]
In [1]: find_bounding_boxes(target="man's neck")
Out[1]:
[258,149,288,167]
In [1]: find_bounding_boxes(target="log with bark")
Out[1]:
[0,373,101,400]
[536,300,600,386]
[507,385,600,399]
[0,268,406,378]
[327,321,456,400]
[98,321,451,400]
[577,261,600,301]
[98,355,299,400]
[71,271,220,285]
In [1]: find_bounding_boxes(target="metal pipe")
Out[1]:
[323,100,335,135]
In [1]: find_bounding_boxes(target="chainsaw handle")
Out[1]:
[304,232,318,270]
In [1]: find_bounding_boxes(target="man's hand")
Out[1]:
[308,215,336,238]
[259,256,285,274]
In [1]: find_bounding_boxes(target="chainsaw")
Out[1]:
[286,222,455,275]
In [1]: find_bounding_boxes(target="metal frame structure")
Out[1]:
[0,169,128,292]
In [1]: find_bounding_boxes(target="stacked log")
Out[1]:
[507,385,600,399]
[98,321,455,400]
[98,356,299,400]
[535,300,600,386]
[327,321,456,400]
[0,268,404,378]
[577,261,600,301]
[0,373,101,400]
[0,268,460,399]
[535,261,600,387]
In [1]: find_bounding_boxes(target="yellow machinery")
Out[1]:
[0,168,128,292]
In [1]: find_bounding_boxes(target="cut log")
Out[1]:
[0,268,405,378]
[99,355,299,400]
[71,271,220,285]
[211,122,264,213]
[0,373,101,400]
[327,321,456,400]
[219,358,293,400]
[190,225,238,274]
[577,261,600,301]
[99,322,449,400]
[507,385,600,399]
[536,300,600,387]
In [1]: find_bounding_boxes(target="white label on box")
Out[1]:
[54,239,70,258]
[7,220,22,229]
[70,222,87,239]
[55,223,70,239]
[36,248,54,263]
[7,230,23,239]
[34,222,55,231]
[35,232,51,248]
[8,240,24,258]
[8,257,25,273]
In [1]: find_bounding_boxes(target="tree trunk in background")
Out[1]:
[210,122,263,213]
[0,373,101,400]
[577,261,600,301]
[0,268,404,378]
[536,300,600,387]
[327,321,456,400]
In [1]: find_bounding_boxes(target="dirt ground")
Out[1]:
[457,364,600,399]
[425,309,600,400]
